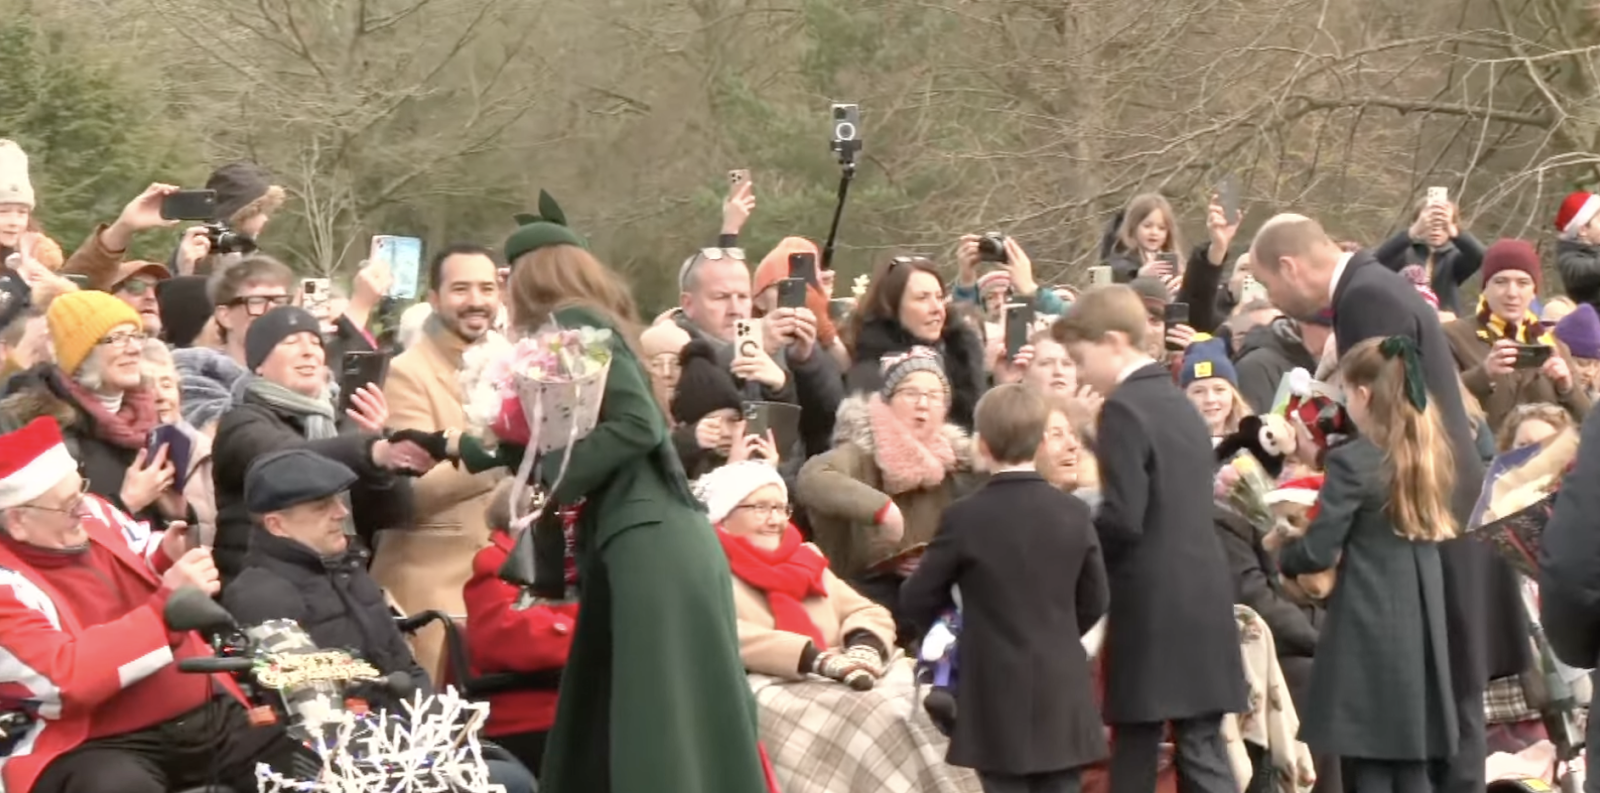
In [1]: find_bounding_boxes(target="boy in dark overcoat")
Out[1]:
[1052,286,1247,793]
[902,384,1109,793]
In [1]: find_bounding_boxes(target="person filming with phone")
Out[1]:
[1440,239,1590,431]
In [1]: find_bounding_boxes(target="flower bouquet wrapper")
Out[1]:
[1467,429,1578,579]
[1221,452,1277,532]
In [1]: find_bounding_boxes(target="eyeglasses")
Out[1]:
[227,294,293,316]
[23,479,91,519]
[97,331,148,348]
[698,247,746,262]
[892,388,947,406]
[116,278,159,296]
[733,503,791,519]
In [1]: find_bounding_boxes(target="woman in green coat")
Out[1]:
[440,200,771,793]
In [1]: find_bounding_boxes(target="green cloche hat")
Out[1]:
[504,189,589,264]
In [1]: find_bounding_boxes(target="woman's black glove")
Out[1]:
[390,429,452,462]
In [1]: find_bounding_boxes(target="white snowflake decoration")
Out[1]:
[255,687,505,793]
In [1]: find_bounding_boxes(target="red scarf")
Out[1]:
[717,523,829,649]
[60,377,160,451]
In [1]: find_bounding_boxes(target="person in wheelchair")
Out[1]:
[0,417,302,793]
[220,448,536,793]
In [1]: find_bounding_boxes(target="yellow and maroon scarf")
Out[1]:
[1475,295,1554,346]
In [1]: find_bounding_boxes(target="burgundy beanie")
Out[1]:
[1480,239,1542,287]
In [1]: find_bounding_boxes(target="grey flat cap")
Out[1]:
[244,449,357,514]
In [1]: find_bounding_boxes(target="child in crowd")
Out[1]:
[902,384,1109,793]
[1554,303,1600,400]
[1051,285,1246,793]
[1268,336,1458,793]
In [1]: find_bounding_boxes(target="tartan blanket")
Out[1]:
[749,659,982,793]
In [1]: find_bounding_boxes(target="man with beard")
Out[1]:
[374,243,507,678]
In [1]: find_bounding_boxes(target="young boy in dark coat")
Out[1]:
[1052,285,1247,793]
[902,384,1110,793]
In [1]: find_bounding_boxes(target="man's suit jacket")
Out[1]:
[901,471,1110,774]
[1089,363,1248,723]
[1331,252,1530,692]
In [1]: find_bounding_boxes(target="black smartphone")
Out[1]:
[63,273,90,289]
[148,425,195,492]
[742,402,770,441]
[788,252,819,288]
[1163,302,1191,325]
[777,277,808,310]
[338,351,392,414]
[1155,252,1181,272]
[1004,301,1034,358]
[1512,344,1554,370]
[160,190,218,222]
[1217,176,1241,225]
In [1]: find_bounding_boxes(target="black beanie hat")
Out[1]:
[245,306,323,372]
[671,339,744,425]
[156,276,214,348]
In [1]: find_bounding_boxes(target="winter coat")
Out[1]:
[1212,506,1322,659]
[1232,318,1318,414]
[1278,439,1457,760]
[1372,231,1486,315]
[1557,238,1600,312]
[845,316,987,430]
[222,529,431,713]
[1539,405,1600,767]
[795,394,979,582]
[1093,363,1248,723]
[0,494,249,793]
[0,366,167,530]
[510,305,769,793]
[463,530,576,737]
[1441,317,1591,431]
[731,542,896,679]
[1332,252,1530,693]
[901,471,1109,775]
[372,324,505,680]
[210,400,413,584]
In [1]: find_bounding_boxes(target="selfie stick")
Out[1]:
[820,160,857,272]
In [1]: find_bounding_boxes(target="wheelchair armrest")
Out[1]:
[396,609,455,635]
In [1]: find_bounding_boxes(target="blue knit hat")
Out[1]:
[1555,303,1600,360]
[1180,336,1238,388]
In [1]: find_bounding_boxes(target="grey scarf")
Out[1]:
[235,375,339,440]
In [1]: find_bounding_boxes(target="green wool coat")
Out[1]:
[480,306,768,793]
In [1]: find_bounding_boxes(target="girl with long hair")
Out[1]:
[438,205,773,793]
[1268,336,1458,792]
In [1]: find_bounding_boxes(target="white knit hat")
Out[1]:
[693,461,787,524]
[0,140,35,209]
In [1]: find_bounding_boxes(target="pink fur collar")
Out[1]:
[868,396,956,494]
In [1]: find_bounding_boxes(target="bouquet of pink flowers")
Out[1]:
[461,326,613,452]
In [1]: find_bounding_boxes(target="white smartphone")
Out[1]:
[734,319,762,359]
[1427,186,1448,206]
[300,278,331,317]
[1087,265,1113,287]
[1241,274,1267,302]
[370,235,424,300]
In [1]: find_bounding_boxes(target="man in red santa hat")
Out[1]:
[0,417,299,793]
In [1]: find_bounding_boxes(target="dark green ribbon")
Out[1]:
[1377,335,1427,411]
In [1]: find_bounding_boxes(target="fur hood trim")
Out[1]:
[831,393,973,472]
[0,366,79,434]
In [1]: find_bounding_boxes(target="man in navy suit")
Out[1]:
[1249,214,1530,793]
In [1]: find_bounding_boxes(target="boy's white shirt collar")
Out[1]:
[993,463,1037,474]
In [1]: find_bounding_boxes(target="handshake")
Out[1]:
[809,645,887,691]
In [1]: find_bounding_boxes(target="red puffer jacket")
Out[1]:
[463,530,579,736]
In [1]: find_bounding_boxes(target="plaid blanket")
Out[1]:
[750,659,982,793]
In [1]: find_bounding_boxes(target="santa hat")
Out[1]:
[0,140,35,209]
[1266,475,1324,520]
[1556,191,1600,238]
[0,418,78,510]
[693,461,788,525]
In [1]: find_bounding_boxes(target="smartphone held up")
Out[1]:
[371,235,424,301]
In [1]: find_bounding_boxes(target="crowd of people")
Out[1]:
[0,132,1597,793]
